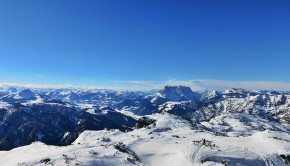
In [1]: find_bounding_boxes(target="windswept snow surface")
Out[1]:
[0,113,289,166]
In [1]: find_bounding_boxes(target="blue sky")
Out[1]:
[0,0,290,90]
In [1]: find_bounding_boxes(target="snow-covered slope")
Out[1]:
[0,113,289,166]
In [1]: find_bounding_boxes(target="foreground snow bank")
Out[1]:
[0,113,289,166]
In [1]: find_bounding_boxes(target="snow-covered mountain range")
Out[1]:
[0,86,289,165]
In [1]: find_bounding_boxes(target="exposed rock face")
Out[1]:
[136,117,156,129]
[158,85,200,101]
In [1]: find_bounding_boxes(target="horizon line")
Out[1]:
[1,79,290,91]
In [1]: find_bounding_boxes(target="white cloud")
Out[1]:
[0,82,99,90]
[0,82,157,91]
[35,74,47,79]
[110,79,290,91]
[1,79,290,91]
[112,80,163,90]
[165,79,290,91]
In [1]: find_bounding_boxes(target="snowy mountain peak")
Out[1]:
[7,87,18,93]
[224,88,247,94]
[223,88,248,98]
[16,89,36,99]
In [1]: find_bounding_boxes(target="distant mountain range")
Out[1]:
[0,85,289,165]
